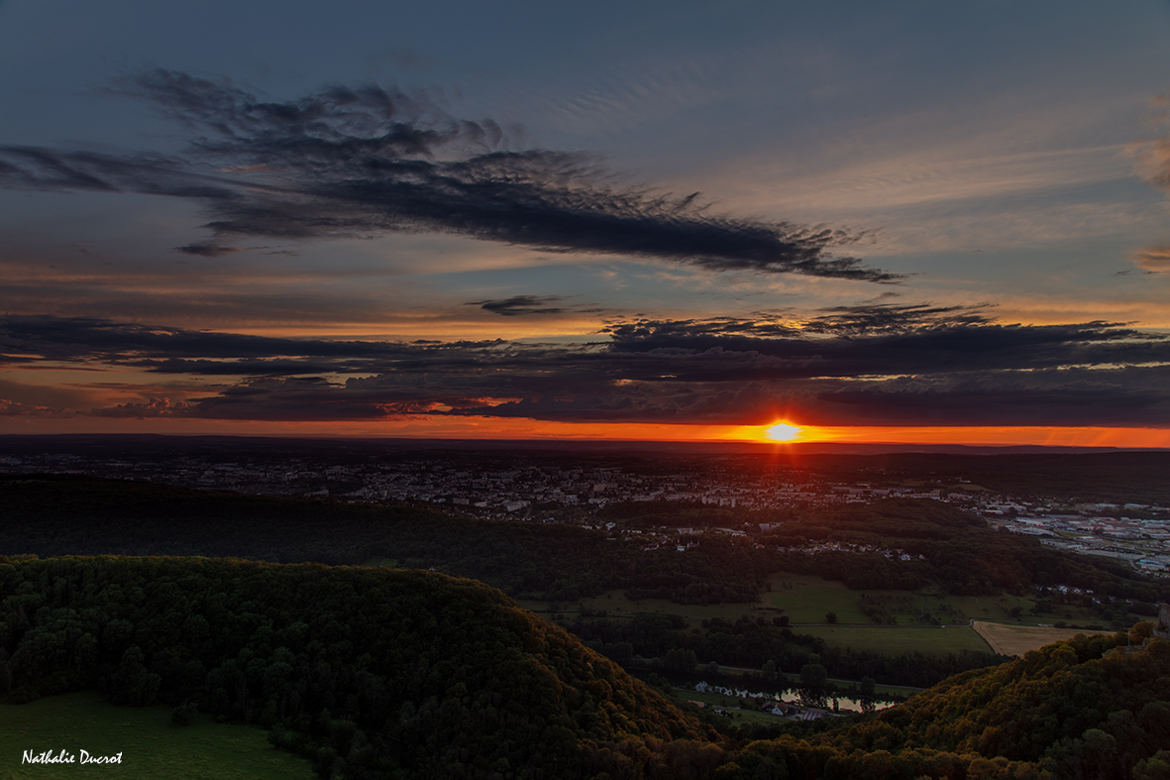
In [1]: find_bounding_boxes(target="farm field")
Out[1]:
[796,624,994,656]
[972,620,1116,657]
[0,691,314,780]
[764,574,1109,627]
[525,572,1115,625]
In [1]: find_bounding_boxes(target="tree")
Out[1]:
[1130,621,1155,645]
[663,648,698,675]
[859,676,877,713]
[799,663,828,708]
[826,612,838,624]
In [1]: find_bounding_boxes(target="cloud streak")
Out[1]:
[0,69,895,282]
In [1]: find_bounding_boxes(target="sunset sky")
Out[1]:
[2,0,1170,446]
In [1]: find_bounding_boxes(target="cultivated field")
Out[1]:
[0,691,314,779]
[972,620,1115,657]
[798,624,993,656]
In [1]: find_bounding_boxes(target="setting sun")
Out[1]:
[764,422,803,442]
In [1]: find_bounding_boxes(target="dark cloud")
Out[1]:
[1132,245,1170,273]
[468,295,568,316]
[466,295,605,317]
[176,242,241,257]
[0,69,894,282]
[6,312,1170,427]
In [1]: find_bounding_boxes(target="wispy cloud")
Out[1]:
[0,69,895,282]
[1129,95,1170,273]
[1132,245,1170,273]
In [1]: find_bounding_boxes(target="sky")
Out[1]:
[2,0,1170,446]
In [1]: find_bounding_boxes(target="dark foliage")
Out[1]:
[3,554,1168,778]
[0,555,712,778]
[0,475,771,603]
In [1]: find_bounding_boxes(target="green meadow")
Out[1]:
[0,692,313,780]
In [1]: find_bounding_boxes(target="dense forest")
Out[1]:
[3,555,1169,778]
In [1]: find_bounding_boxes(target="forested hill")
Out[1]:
[0,556,713,778]
[800,628,1170,778]
[714,630,1170,778]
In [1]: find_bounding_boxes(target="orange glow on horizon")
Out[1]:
[725,424,1170,449]
[3,414,1170,449]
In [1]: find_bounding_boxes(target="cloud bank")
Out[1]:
[4,310,1168,427]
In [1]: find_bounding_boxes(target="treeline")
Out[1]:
[761,499,1166,601]
[0,475,772,603]
[570,613,1002,689]
[0,555,714,778]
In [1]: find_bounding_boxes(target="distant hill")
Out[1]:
[3,432,1166,456]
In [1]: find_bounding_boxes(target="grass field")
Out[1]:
[0,691,314,779]
[764,574,1108,627]
[972,621,1115,657]
[797,624,993,656]
[669,687,787,726]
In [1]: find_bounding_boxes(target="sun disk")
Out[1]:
[764,422,802,442]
